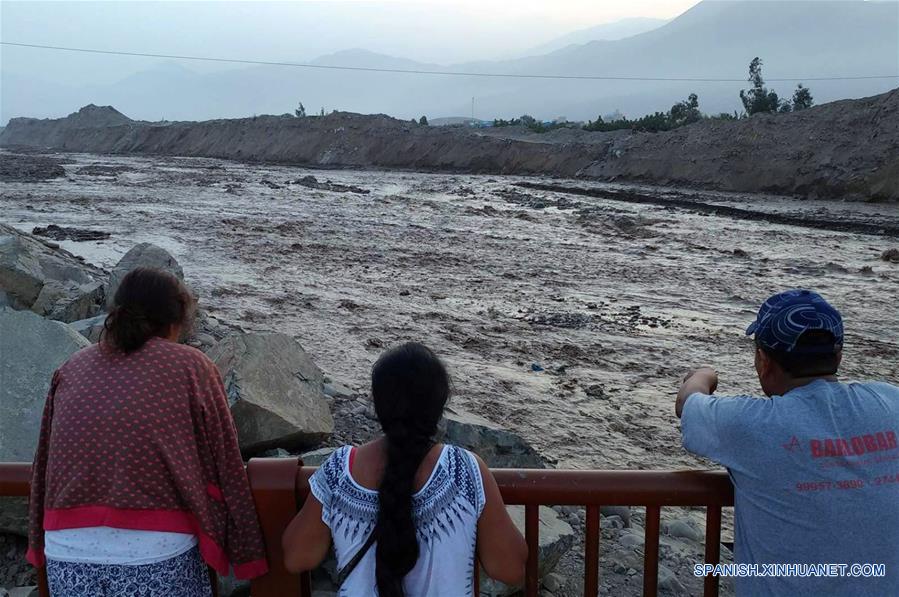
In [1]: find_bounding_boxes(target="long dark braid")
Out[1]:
[371,343,450,597]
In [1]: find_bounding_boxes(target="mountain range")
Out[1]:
[2,0,897,123]
[524,17,669,56]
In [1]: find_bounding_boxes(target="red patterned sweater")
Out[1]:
[27,337,268,579]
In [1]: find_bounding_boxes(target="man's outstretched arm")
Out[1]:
[676,367,718,418]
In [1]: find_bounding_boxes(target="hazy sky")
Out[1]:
[3,0,895,124]
[1,0,701,87]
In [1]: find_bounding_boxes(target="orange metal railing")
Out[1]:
[1,461,734,597]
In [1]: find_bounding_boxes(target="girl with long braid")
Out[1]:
[283,342,526,595]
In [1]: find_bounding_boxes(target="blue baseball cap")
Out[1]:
[746,289,843,353]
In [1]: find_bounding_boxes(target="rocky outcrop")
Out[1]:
[31,224,110,242]
[519,506,576,576]
[0,110,595,180]
[0,586,39,597]
[480,506,576,596]
[0,224,105,323]
[0,309,89,462]
[0,309,90,536]
[0,105,131,151]
[442,407,545,469]
[2,90,898,200]
[106,243,185,307]
[207,332,334,453]
[69,313,107,343]
[0,499,29,542]
[582,89,899,201]
[0,533,36,589]
[299,447,338,466]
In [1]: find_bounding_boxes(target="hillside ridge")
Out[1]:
[2,89,897,201]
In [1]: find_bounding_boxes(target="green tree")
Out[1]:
[792,84,814,110]
[632,111,671,132]
[419,115,429,125]
[740,57,781,115]
[295,102,306,118]
[320,107,325,117]
[583,93,700,133]
[583,115,606,132]
[669,93,701,127]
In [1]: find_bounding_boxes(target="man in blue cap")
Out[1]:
[676,289,899,596]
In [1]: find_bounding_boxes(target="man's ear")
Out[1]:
[755,347,771,376]
[759,348,791,380]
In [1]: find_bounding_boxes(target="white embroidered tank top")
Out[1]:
[309,444,486,596]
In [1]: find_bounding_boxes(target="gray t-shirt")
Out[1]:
[682,379,899,596]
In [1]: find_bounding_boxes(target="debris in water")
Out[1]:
[290,175,370,194]
[32,224,111,242]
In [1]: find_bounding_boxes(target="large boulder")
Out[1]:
[480,506,576,596]
[207,333,333,454]
[69,313,107,343]
[105,243,185,307]
[0,224,105,322]
[0,308,90,461]
[300,447,338,466]
[441,407,545,469]
[0,308,90,535]
[0,498,29,539]
[217,574,249,597]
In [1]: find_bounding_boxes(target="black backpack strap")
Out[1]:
[336,530,377,586]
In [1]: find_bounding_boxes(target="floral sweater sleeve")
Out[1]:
[198,359,268,578]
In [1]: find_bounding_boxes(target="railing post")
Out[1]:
[584,505,601,596]
[247,458,307,597]
[642,505,660,597]
[703,506,722,597]
[525,504,540,597]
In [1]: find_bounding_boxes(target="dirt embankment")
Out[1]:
[3,90,898,201]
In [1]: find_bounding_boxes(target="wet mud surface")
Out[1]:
[3,150,897,473]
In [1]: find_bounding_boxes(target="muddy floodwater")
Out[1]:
[3,151,898,472]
